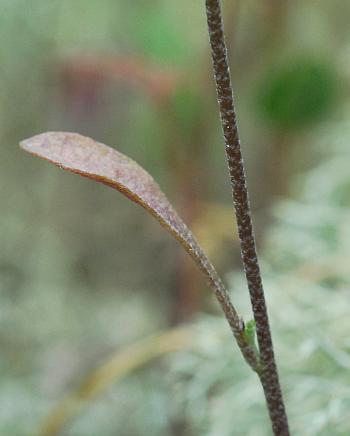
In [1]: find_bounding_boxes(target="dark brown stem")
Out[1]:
[205,1,290,435]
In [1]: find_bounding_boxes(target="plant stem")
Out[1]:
[205,1,290,435]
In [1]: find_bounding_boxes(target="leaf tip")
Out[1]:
[19,132,57,157]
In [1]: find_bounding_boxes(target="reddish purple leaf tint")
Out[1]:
[20,132,197,252]
[20,132,259,369]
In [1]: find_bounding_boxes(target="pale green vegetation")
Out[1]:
[1,0,350,434]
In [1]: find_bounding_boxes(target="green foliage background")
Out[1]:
[1,0,350,434]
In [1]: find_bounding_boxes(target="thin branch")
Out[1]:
[205,1,290,434]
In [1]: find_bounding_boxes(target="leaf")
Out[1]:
[20,132,259,369]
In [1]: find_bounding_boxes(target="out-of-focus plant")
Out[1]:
[257,57,337,131]
[40,328,191,436]
[254,55,339,198]
[20,1,291,434]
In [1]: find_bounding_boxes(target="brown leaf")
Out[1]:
[20,132,259,369]
[60,54,182,104]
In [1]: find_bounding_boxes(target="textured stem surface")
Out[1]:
[205,1,290,434]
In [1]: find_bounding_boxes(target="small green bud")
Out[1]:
[243,320,258,353]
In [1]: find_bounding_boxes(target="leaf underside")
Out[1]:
[20,132,257,368]
[20,132,225,291]
[20,132,202,260]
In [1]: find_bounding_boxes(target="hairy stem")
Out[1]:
[205,1,290,434]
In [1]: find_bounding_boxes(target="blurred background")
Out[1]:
[1,0,350,434]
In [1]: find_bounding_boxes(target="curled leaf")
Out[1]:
[20,132,259,369]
